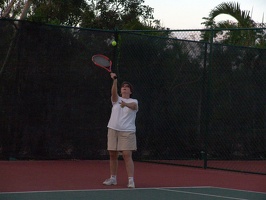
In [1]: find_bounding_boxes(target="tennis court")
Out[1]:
[1,160,266,200]
[1,187,266,200]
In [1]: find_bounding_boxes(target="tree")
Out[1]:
[0,0,24,18]
[203,2,255,28]
[27,0,87,26]
[0,0,33,77]
[200,2,261,47]
[81,0,156,29]
[0,0,163,30]
[1,0,17,18]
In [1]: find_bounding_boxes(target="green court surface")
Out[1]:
[1,187,266,200]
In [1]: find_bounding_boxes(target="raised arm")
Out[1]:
[110,73,118,102]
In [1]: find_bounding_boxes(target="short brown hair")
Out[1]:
[121,81,134,94]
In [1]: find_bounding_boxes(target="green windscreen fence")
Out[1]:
[0,19,266,175]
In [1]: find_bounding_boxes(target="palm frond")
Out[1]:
[208,2,254,27]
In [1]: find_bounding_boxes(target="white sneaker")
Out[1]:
[127,180,135,188]
[103,178,117,186]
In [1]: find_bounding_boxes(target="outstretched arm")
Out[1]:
[110,73,118,102]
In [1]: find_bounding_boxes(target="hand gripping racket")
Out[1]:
[92,54,117,79]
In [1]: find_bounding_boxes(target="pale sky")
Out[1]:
[144,0,266,29]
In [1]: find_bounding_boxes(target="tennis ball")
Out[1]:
[111,40,117,46]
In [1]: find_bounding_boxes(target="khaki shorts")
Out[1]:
[107,128,137,151]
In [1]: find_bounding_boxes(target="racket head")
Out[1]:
[92,54,112,73]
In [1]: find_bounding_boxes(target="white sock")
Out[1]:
[128,177,134,182]
[111,175,116,180]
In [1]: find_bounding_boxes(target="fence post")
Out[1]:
[203,28,214,169]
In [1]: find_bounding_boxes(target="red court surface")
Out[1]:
[0,160,265,193]
[154,160,266,174]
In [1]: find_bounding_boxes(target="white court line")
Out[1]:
[0,186,212,194]
[1,185,265,200]
[208,186,266,195]
[156,188,249,200]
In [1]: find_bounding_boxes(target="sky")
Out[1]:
[144,0,266,29]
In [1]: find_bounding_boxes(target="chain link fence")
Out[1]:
[0,19,265,175]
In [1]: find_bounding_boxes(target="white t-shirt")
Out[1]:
[107,96,138,132]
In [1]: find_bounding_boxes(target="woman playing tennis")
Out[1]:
[103,72,138,188]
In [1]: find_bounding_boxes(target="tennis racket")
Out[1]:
[92,54,117,79]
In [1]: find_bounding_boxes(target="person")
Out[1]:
[103,72,138,188]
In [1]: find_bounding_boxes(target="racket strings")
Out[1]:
[93,56,110,67]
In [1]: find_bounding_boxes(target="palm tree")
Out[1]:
[201,2,259,47]
[206,2,255,28]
